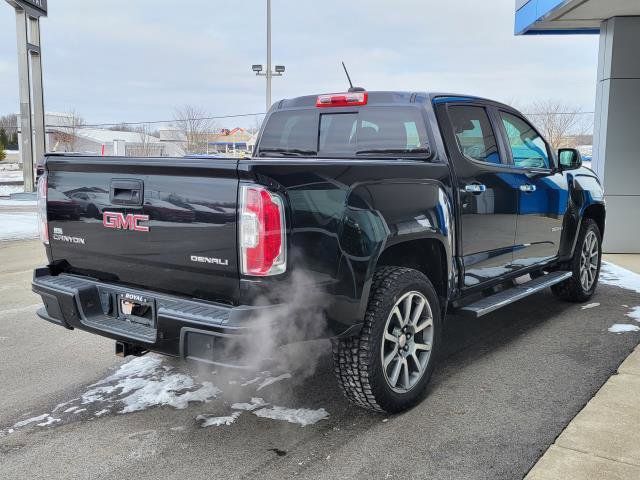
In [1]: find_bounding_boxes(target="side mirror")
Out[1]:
[558,148,582,170]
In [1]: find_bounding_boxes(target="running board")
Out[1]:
[458,271,572,318]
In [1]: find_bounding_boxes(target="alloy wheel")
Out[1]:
[381,291,434,393]
[579,230,599,291]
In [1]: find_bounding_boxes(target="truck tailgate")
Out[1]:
[45,155,240,304]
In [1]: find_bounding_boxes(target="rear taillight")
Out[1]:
[239,185,286,276]
[37,174,48,245]
[316,91,368,107]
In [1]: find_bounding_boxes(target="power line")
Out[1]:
[77,111,266,128]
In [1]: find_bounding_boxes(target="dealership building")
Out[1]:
[516,0,640,252]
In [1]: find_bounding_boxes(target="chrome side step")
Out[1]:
[458,271,572,318]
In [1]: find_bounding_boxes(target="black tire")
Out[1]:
[332,266,441,413]
[552,218,602,302]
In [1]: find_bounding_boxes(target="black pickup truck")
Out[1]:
[32,91,605,413]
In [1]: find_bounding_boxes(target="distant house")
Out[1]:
[206,127,253,154]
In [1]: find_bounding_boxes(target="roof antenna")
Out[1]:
[341,61,365,93]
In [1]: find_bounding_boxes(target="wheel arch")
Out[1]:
[583,203,605,237]
[376,238,449,304]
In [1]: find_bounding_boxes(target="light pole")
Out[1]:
[251,0,285,112]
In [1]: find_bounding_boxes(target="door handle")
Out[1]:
[463,184,486,194]
[519,184,536,193]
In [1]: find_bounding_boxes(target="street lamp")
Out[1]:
[251,0,285,111]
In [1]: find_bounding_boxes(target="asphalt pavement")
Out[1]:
[1,239,639,480]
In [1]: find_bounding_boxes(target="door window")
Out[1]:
[500,112,550,169]
[448,105,501,164]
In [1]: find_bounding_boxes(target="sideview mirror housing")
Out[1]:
[558,148,582,170]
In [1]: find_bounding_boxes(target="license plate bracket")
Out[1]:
[117,293,156,328]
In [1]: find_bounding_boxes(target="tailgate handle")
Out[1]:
[110,179,144,206]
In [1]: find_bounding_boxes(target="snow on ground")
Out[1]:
[12,414,50,428]
[197,412,241,427]
[81,355,220,413]
[626,306,640,321]
[0,199,36,207]
[608,324,640,334]
[256,373,292,391]
[231,397,268,411]
[582,302,600,310]
[0,212,38,241]
[36,416,61,427]
[253,406,329,427]
[0,185,23,196]
[1,353,328,435]
[600,262,640,294]
[0,170,23,181]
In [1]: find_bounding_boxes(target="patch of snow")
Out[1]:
[12,414,50,428]
[0,171,23,181]
[626,306,640,321]
[0,185,23,196]
[0,212,37,241]
[240,377,262,387]
[52,399,78,412]
[231,397,268,411]
[253,406,329,426]
[197,411,241,427]
[119,379,219,413]
[36,416,61,427]
[582,302,600,310]
[608,324,640,334]
[2,355,223,434]
[81,355,220,413]
[0,199,36,206]
[256,373,292,391]
[600,262,640,294]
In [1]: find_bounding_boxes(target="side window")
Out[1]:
[448,105,501,164]
[500,112,550,169]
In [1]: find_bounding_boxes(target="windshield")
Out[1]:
[257,107,431,158]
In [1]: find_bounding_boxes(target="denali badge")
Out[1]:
[190,255,229,266]
[103,211,149,232]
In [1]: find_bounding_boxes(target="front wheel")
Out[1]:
[332,267,441,413]
[552,218,602,302]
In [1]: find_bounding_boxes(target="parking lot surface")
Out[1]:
[1,239,639,480]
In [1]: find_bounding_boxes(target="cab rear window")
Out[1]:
[257,107,430,158]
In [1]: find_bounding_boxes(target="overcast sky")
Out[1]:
[0,0,599,127]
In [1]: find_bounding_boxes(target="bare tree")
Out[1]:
[50,110,85,152]
[0,113,19,149]
[524,100,589,150]
[0,113,18,136]
[172,105,214,154]
[129,123,160,157]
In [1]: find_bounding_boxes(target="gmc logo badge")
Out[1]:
[103,211,150,232]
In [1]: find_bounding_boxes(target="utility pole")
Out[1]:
[251,0,285,112]
[5,0,47,193]
[266,0,271,112]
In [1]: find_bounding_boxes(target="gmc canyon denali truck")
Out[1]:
[32,91,605,413]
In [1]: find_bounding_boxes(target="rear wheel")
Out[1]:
[332,267,441,413]
[552,218,602,302]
